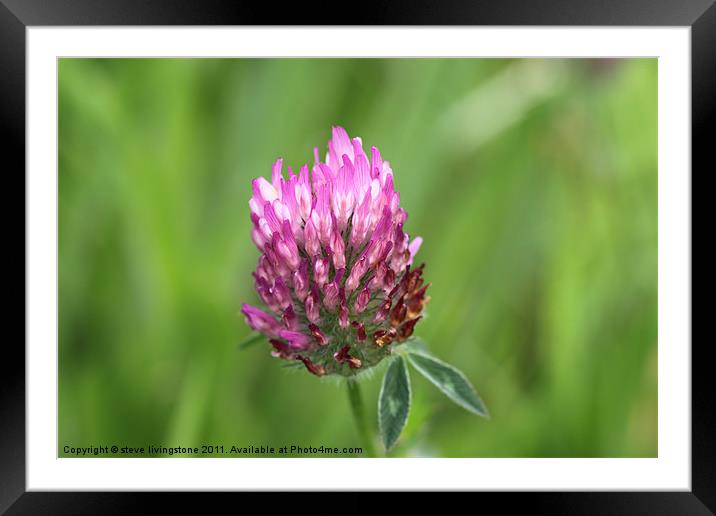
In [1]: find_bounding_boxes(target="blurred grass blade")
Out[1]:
[237,332,265,351]
[438,59,567,153]
[378,356,411,451]
[407,352,489,418]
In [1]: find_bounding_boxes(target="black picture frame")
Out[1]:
[3,1,711,512]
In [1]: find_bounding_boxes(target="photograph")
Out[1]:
[5,4,708,507]
[58,57,658,459]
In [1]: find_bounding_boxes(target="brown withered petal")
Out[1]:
[352,321,367,341]
[412,282,430,301]
[390,296,408,327]
[406,284,431,318]
[398,316,422,341]
[405,269,424,294]
[298,356,326,376]
[406,297,424,320]
[397,265,411,290]
[387,282,401,300]
[373,327,397,347]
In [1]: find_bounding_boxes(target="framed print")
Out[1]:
[4,0,712,512]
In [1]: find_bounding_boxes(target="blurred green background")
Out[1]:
[58,58,657,458]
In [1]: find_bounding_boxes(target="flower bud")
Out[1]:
[338,289,349,329]
[279,330,313,350]
[241,304,280,337]
[282,304,298,331]
[293,259,310,301]
[272,277,291,310]
[313,255,330,287]
[354,286,371,314]
[305,287,321,324]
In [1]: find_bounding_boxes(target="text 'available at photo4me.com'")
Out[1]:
[62,444,364,457]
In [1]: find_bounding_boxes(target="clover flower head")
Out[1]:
[241,127,429,377]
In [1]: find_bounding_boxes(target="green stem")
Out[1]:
[346,379,378,457]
